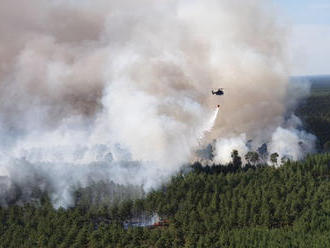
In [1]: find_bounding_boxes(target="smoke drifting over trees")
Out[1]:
[0,0,315,207]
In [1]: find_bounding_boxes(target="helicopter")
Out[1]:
[212,88,224,96]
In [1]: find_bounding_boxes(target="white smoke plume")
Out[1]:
[0,0,315,207]
[214,134,249,164]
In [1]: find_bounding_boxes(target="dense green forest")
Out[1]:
[1,76,330,247]
[0,152,329,248]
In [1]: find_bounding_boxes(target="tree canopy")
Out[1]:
[0,153,329,248]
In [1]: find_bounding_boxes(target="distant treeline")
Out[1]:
[1,152,329,248]
[295,75,330,150]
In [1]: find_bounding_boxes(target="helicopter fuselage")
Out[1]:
[212,89,224,95]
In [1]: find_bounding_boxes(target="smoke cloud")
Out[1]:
[0,0,315,207]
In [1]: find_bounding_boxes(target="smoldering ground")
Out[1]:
[0,0,315,207]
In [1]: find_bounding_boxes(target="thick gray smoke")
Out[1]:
[0,0,315,207]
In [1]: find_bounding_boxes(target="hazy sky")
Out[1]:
[275,0,330,75]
